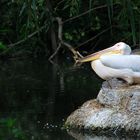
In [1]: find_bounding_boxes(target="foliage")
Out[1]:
[0,118,27,139]
[0,42,7,51]
[1,0,140,57]
[65,0,81,17]
[1,0,50,56]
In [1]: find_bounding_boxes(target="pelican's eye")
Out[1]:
[116,44,120,47]
[115,43,122,49]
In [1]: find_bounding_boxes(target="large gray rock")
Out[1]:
[65,79,140,136]
[97,79,140,113]
[67,130,137,140]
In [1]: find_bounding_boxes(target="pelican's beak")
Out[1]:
[78,46,121,63]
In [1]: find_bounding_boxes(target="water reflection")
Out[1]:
[0,58,101,139]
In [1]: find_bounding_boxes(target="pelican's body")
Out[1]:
[78,42,140,84]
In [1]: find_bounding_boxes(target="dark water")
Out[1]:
[0,58,138,140]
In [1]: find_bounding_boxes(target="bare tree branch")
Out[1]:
[8,25,48,47]
[78,27,111,47]
[49,43,61,61]
[49,17,83,61]
[0,25,48,56]
[56,17,63,41]
[63,4,107,24]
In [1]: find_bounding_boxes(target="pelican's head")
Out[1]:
[78,42,131,63]
[112,42,131,55]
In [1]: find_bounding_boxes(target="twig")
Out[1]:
[56,17,77,56]
[62,41,77,56]
[55,0,65,9]
[0,25,48,56]
[63,4,107,24]
[78,27,111,47]
[8,25,48,47]
[49,43,61,61]
[49,17,83,61]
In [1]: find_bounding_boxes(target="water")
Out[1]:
[0,58,138,140]
[0,58,101,139]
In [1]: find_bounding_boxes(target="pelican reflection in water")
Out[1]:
[78,42,140,84]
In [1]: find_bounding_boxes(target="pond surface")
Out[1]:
[0,58,138,140]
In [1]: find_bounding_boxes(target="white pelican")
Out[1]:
[77,42,140,84]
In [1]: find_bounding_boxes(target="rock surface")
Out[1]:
[67,130,138,140]
[65,79,140,136]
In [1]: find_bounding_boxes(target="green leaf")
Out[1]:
[0,42,7,50]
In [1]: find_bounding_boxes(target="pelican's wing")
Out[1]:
[100,55,140,72]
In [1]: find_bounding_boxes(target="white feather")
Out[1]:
[100,55,140,72]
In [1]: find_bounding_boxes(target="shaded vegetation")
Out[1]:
[0,0,140,58]
[0,118,27,140]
